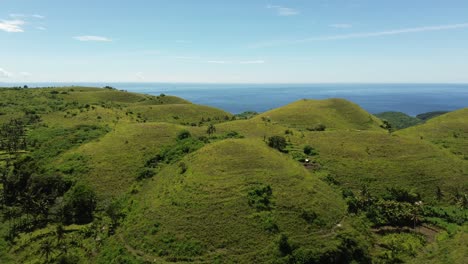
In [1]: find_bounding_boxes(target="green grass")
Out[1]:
[255,98,384,131]
[397,108,468,159]
[1,87,466,263]
[58,122,204,198]
[126,104,232,125]
[120,139,351,263]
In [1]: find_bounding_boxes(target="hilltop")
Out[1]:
[0,87,466,264]
[256,98,384,131]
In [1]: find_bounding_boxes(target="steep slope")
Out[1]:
[116,139,362,263]
[127,104,232,125]
[397,108,468,158]
[255,98,383,131]
[298,131,467,200]
[55,122,204,197]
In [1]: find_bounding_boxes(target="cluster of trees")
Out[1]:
[344,186,468,229]
[1,118,97,243]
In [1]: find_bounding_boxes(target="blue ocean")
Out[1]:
[2,83,467,116]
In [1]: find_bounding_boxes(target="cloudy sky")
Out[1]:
[1,0,468,83]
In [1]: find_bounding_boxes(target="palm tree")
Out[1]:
[40,240,54,263]
[206,124,216,135]
[436,186,444,201]
[56,224,65,244]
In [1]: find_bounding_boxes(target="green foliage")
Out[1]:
[248,184,273,211]
[277,233,293,256]
[375,111,422,130]
[234,111,258,120]
[377,233,425,263]
[303,145,317,156]
[417,111,449,121]
[28,124,109,163]
[268,135,287,152]
[158,137,205,164]
[1,87,466,263]
[136,168,155,180]
[63,183,97,224]
[383,187,421,203]
[206,124,216,135]
[176,130,191,140]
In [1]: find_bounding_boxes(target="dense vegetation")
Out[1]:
[0,86,466,263]
[374,112,423,130]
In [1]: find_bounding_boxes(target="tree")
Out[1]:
[63,184,97,224]
[303,145,315,155]
[206,124,216,135]
[56,224,65,244]
[105,199,126,235]
[436,186,444,201]
[0,118,28,202]
[39,240,54,263]
[267,136,287,152]
[277,234,293,256]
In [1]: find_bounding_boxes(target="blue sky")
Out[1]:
[1,0,468,83]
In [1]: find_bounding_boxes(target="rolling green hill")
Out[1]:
[256,98,384,131]
[118,139,359,263]
[0,87,466,264]
[397,108,468,159]
[375,111,423,130]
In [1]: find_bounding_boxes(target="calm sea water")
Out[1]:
[2,83,467,115]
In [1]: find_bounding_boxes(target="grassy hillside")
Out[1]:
[126,104,232,125]
[375,111,423,130]
[255,98,384,131]
[0,87,466,264]
[117,139,367,263]
[397,108,468,159]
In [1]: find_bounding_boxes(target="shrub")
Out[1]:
[267,136,287,152]
[307,124,326,131]
[137,168,155,180]
[300,209,318,224]
[179,162,188,174]
[277,234,293,256]
[248,184,273,211]
[303,145,317,155]
[177,130,191,140]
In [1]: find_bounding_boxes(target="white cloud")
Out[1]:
[206,60,265,64]
[32,14,45,19]
[0,68,12,78]
[9,14,26,18]
[19,72,31,77]
[302,23,468,41]
[135,72,145,80]
[176,40,192,44]
[267,5,299,16]
[0,19,25,32]
[174,56,199,60]
[251,23,468,48]
[207,60,232,64]
[330,24,352,29]
[10,13,44,19]
[239,60,265,64]
[74,35,113,42]
[36,26,46,31]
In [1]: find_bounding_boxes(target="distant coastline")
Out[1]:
[1,83,467,115]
